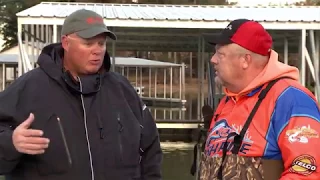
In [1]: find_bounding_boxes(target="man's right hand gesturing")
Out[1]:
[12,113,50,155]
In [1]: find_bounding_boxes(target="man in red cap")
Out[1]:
[200,19,320,180]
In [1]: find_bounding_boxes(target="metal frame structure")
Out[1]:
[0,62,17,91]
[15,2,320,128]
[120,66,186,103]
[115,58,186,104]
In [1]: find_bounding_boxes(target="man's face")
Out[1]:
[62,33,107,75]
[211,44,245,87]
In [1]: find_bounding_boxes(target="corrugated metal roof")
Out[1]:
[16,2,320,22]
[0,54,181,67]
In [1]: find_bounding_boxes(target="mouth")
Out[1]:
[89,60,101,65]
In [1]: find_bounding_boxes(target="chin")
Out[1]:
[81,68,99,75]
[215,76,222,86]
[88,70,100,74]
[85,66,102,74]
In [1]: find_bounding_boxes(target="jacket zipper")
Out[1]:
[56,116,72,166]
[117,113,123,162]
[78,78,95,180]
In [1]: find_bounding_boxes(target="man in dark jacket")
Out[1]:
[0,9,162,180]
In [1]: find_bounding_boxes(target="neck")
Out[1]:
[226,68,264,94]
[63,56,78,80]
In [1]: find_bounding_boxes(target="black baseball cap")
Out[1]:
[61,9,117,40]
[209,19,272,56]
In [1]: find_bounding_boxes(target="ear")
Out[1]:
[61,35,69,52]
[241,54,252,69]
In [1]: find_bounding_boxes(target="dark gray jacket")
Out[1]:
[0,43,162,180]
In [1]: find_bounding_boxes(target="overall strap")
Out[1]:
[217,77,291,180]
[232,77,290,153]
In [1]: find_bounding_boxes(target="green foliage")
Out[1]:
[0,0,27,51]
[0,0,75,51]
[295,0,320,5]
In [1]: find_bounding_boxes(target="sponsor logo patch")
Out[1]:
[285,125,319,143]
[205,119,253,156]
[289,154,317,175]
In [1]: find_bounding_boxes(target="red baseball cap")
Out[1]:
[209,19,272,56]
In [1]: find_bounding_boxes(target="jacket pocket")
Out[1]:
[35,113,72,176]
[116,113,141,167]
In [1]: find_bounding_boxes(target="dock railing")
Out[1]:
[116,63,186,106]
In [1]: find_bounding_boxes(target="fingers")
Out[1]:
[23,149,45,155]
[13,113,51,155]
[19,113,35,129]
[22,142,49,150]
[21,144,48,152]
[21,129,43,137]
[14,136,50,155]
[23,136,50,145]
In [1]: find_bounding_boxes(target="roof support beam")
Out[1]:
[17,17,320,30]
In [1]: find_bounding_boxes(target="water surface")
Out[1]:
[161,142,195,180]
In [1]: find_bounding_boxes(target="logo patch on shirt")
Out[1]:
[285,125,319,144]
[289,154,317,175]
[205,119,253,156]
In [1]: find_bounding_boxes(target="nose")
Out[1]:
[92,44,105,56]
[211,53,218,64]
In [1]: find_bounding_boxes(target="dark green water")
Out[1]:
[161,143,195,180]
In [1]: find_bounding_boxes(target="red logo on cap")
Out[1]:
[86,17,103,24]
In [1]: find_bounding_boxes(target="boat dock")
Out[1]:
[1,2,319,132]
